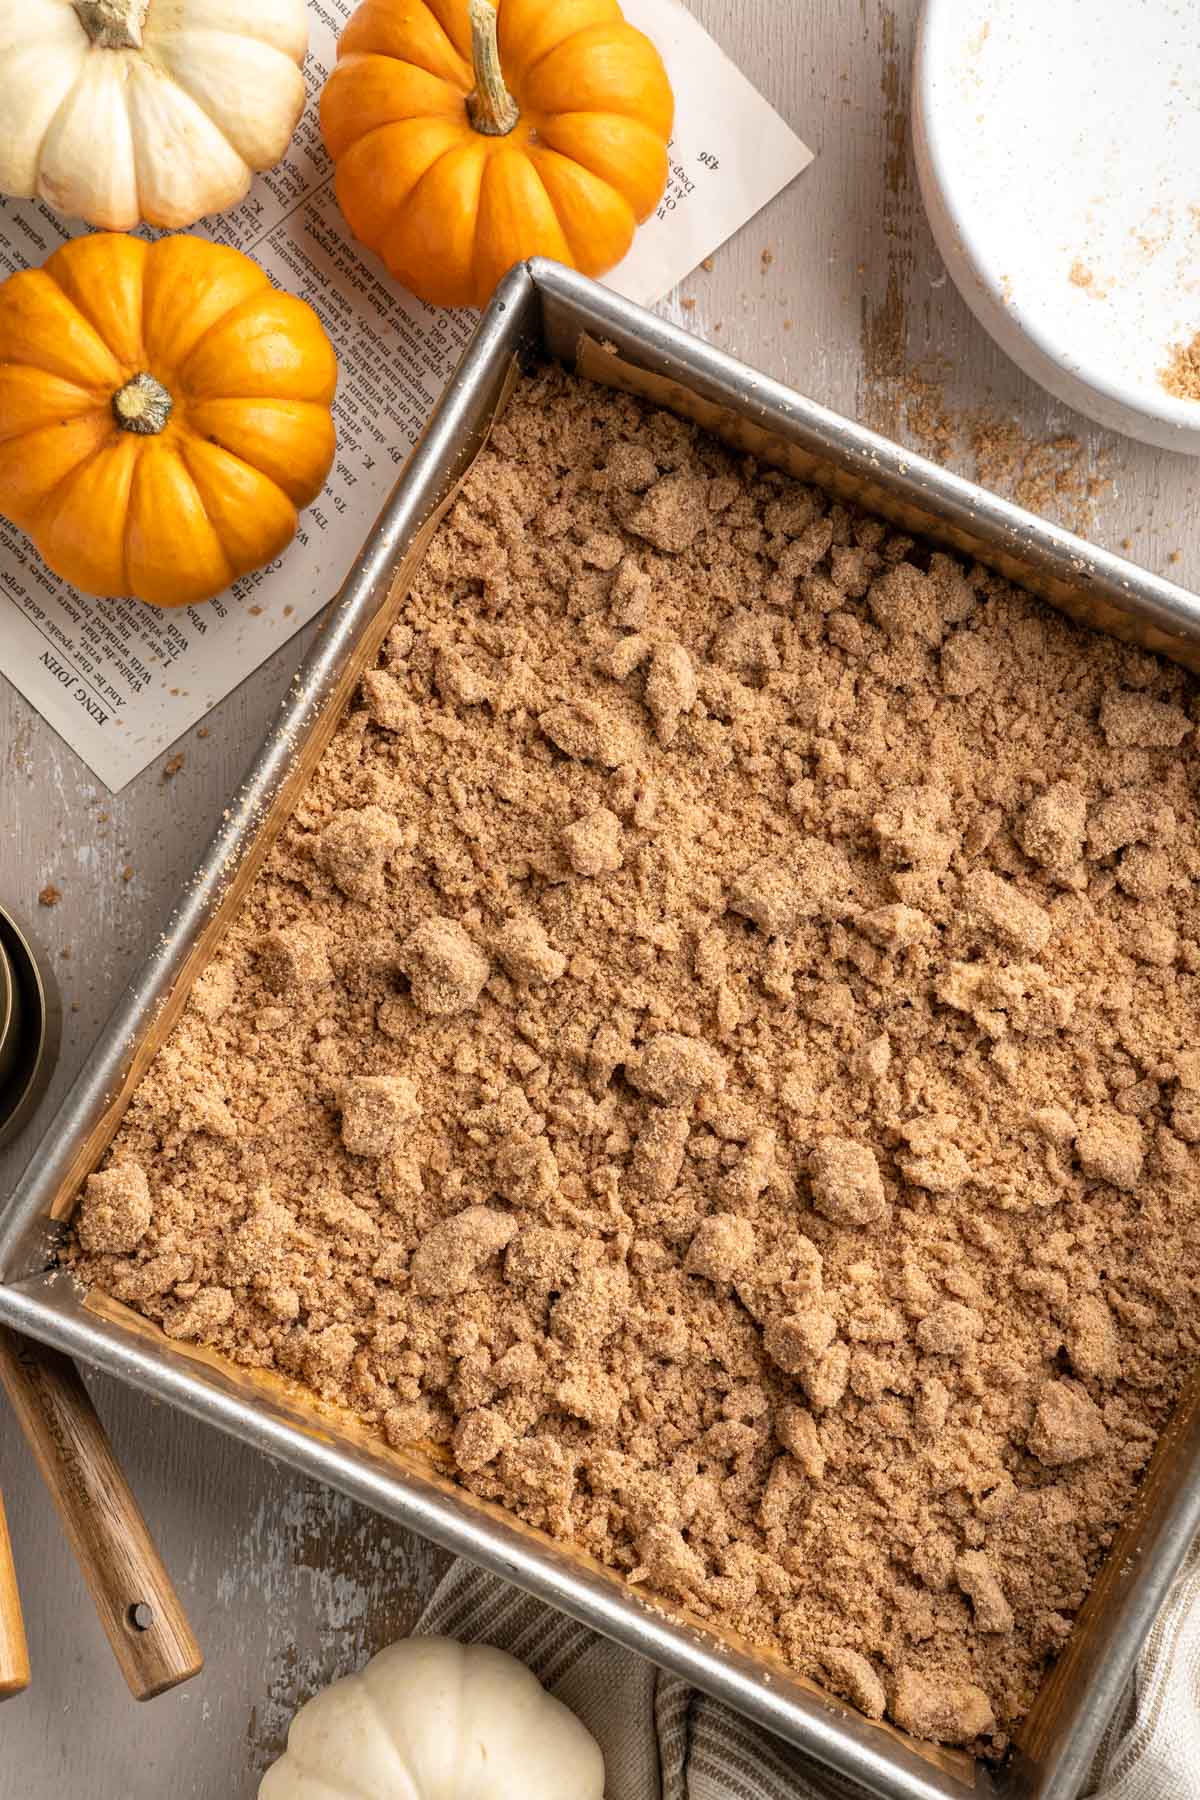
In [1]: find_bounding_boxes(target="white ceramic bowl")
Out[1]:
[913,0,1200,454]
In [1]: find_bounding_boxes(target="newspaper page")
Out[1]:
[0,0,812,791]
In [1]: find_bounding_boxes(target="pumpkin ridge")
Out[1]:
[382,136,490,307]
[470,141,573,303]
[133,34,250,139]
[0,368,104,445]
[345,32,471,94]
[522,21,673,134]
[180,288,338,403]
[1,267,127,390]
[526,142,632,267]
[124,441,235,605]
[0,34,85,204]
[320,51,465,158]
[37,53,143,232]
[497,147,559,250]
[448,1639,470,1793]
[534,110,668,219]
[332,115,470,251]
[361,1663,431,1792]
[396,134,486,219]
[184,397,334,507]
[17,414,124,530]
[142,28,307,166]
[176,435,298,580]
[117,460,132,594]
[126,59,252,229]
[138,235,270,377]
[177,429,296,521]
[342,0,472,90]
[44,239,148,372]
[421,0,474,64]
[168,292,290,394]
[141,9,308,61]
[118,457,144,604]
[30,435,142,597]
[506,15,619,86]
[29,60,92,204]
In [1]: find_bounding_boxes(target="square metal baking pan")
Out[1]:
[4,259,1200,1800]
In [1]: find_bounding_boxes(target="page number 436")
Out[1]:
[699,151,720,170]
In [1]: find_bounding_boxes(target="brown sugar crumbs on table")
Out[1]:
[71,366,1200,1757]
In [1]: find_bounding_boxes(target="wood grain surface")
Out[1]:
[1,1,1197,1793]
[0,1487,29,1699]
[0,1330,201,1700]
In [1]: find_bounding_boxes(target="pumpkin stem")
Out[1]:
[467,0,519,137]
[112,373,173,436]
[73,0,149,49]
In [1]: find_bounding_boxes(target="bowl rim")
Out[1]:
[0,935,16,1090]
[0,903,60,1152]
[915,0,1200,451]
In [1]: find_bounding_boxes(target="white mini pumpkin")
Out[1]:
[0,0,309,229]
[259,1636,606,1800]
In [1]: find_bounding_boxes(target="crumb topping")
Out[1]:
[71,365,1200,1760]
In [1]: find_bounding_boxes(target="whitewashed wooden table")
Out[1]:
[2,3,1196,1793]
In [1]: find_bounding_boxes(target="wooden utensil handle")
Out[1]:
[0,1328,202,1700]
[0,1487,29,1699]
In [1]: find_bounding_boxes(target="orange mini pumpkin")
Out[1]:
[0,233,337,608]
[320,0,674,309]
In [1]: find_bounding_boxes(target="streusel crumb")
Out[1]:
[72,365,1200,1758]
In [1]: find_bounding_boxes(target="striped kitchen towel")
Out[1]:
[415,1539,1200,1800]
